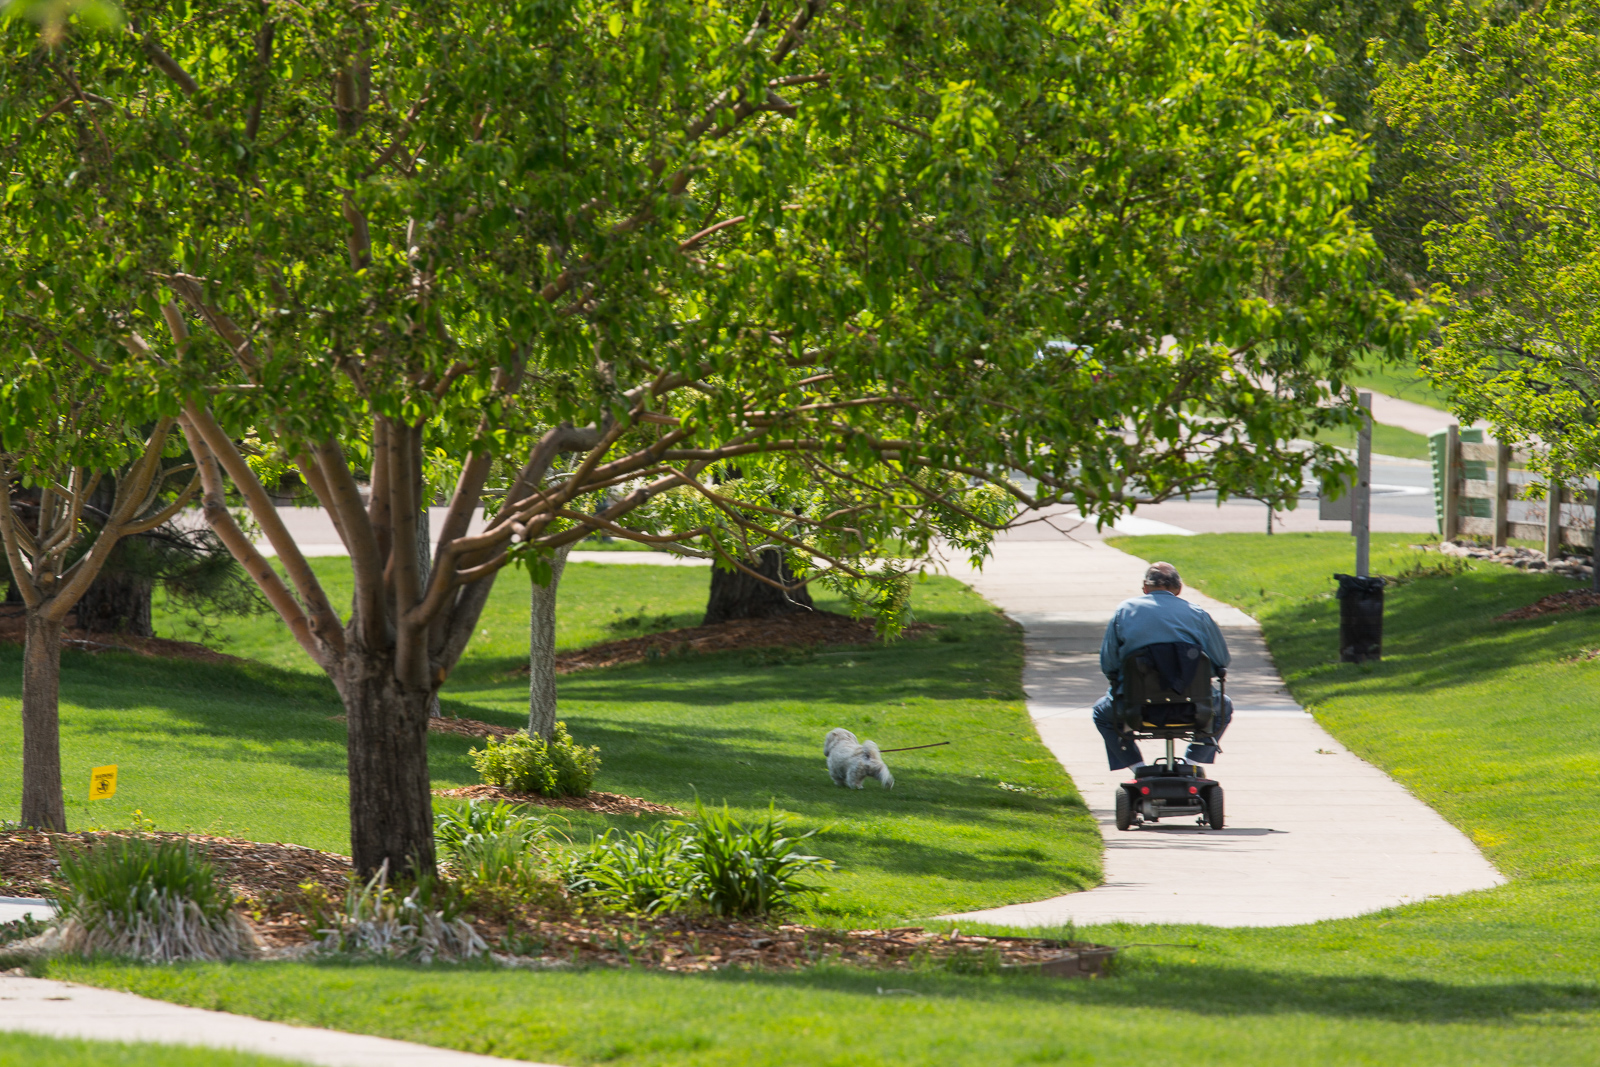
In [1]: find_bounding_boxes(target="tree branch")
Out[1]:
[311,437,386,650]
[178,414,327,667]
[133,20,199,96]
[184,402,346,655]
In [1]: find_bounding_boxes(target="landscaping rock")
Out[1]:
[1418,540,1594,579]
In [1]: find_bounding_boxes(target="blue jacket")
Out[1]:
[1100,591,1230,685]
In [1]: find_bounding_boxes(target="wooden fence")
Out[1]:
[1436,424,1596,554]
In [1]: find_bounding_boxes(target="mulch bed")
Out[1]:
[0,610,245,665]
[433,784,686,817]
[1497,589,1600,621]
[485,916,1115,978]
[0,830,1114,978]
[543,611,932,674]
[0,829,351,907]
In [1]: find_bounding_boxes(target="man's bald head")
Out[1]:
[1142,561,1182,593]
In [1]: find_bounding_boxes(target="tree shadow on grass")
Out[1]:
[699,958,1600,1025]
[205,954,1600,1028]
[0,647,349,775]
[1265,572,1600,700]
[503,717,1087,829]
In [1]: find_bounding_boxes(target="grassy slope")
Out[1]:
[41,533,1600,1064]
[0,1032,302,1066]
[1309,419,1435,461]
[1,563,1098,922]
[165,557,714,671]
[1107,533,1600,879]
[446,581,1100,923]
[1348,360,1455,413]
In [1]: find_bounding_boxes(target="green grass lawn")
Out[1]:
[1309,419,1436,461]
[157,557,714,671]
[3,564,1098,922]
[29,536,1600,1065]
[0,1032,304,1066]
[1348,358,1455,413]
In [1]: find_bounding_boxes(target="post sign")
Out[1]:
[89,765,118,800]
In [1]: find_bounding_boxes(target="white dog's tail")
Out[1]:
[862,741,894,789]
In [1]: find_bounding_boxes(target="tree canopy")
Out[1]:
[1378,0,1600,478]
[3,0,1416,870]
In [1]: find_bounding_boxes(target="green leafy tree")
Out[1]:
[5,0,1411,874]
[0,354,196,829]
[1377,0,1600,479]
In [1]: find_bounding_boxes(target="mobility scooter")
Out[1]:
[1111,644,1224,831]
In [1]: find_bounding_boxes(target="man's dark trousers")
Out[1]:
[1092,690,1234,771]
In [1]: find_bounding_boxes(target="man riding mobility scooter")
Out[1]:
[1112,644,1225,831]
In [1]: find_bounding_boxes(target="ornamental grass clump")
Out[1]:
[470,721,600,797]
[49,836,260,962]
[566,802,831,918]
[685,802,831,917]
[565,821,696,915]
[434,801,561,909]
[302,862,486,964]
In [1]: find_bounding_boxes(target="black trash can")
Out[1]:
[1334,573,1385,663]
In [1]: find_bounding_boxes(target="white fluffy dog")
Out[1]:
[824,728,895,790]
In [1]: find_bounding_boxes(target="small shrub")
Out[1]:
[301,862,486,964]
[50,836,260,962]
[565,802,832,918]
[470,721,600,797]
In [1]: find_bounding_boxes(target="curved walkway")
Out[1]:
[0,975,559,1066]
[948,537,1504,927]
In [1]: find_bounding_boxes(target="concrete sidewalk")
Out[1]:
[1367,390,1480,438]
[0,897,52,924]
[0,976,562,1066]
[948,537,1504,927]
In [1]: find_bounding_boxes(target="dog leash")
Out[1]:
[876,741,950,753]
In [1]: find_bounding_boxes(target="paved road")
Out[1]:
[945,536,1504,927]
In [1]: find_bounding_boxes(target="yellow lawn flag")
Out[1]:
[89,765,118,800]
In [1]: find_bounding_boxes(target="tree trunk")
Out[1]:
[21,611,67,831]
[336,658,437,879]
[75,570,154,636]
[416,507,442,719]
[528,544,572,739]
[703,547,814,625]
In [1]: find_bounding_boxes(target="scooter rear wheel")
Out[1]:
[1114,786,1135,831]
[1201,784,1224,830]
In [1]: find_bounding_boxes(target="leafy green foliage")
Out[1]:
[682,802,833,918]
[0,913,47,946]
[1377,1,1600,478]
[564,822,696,916]
[469,722,601,798]
[434,800,560,908]
[433,799,536,855]
[565,803,832,918]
